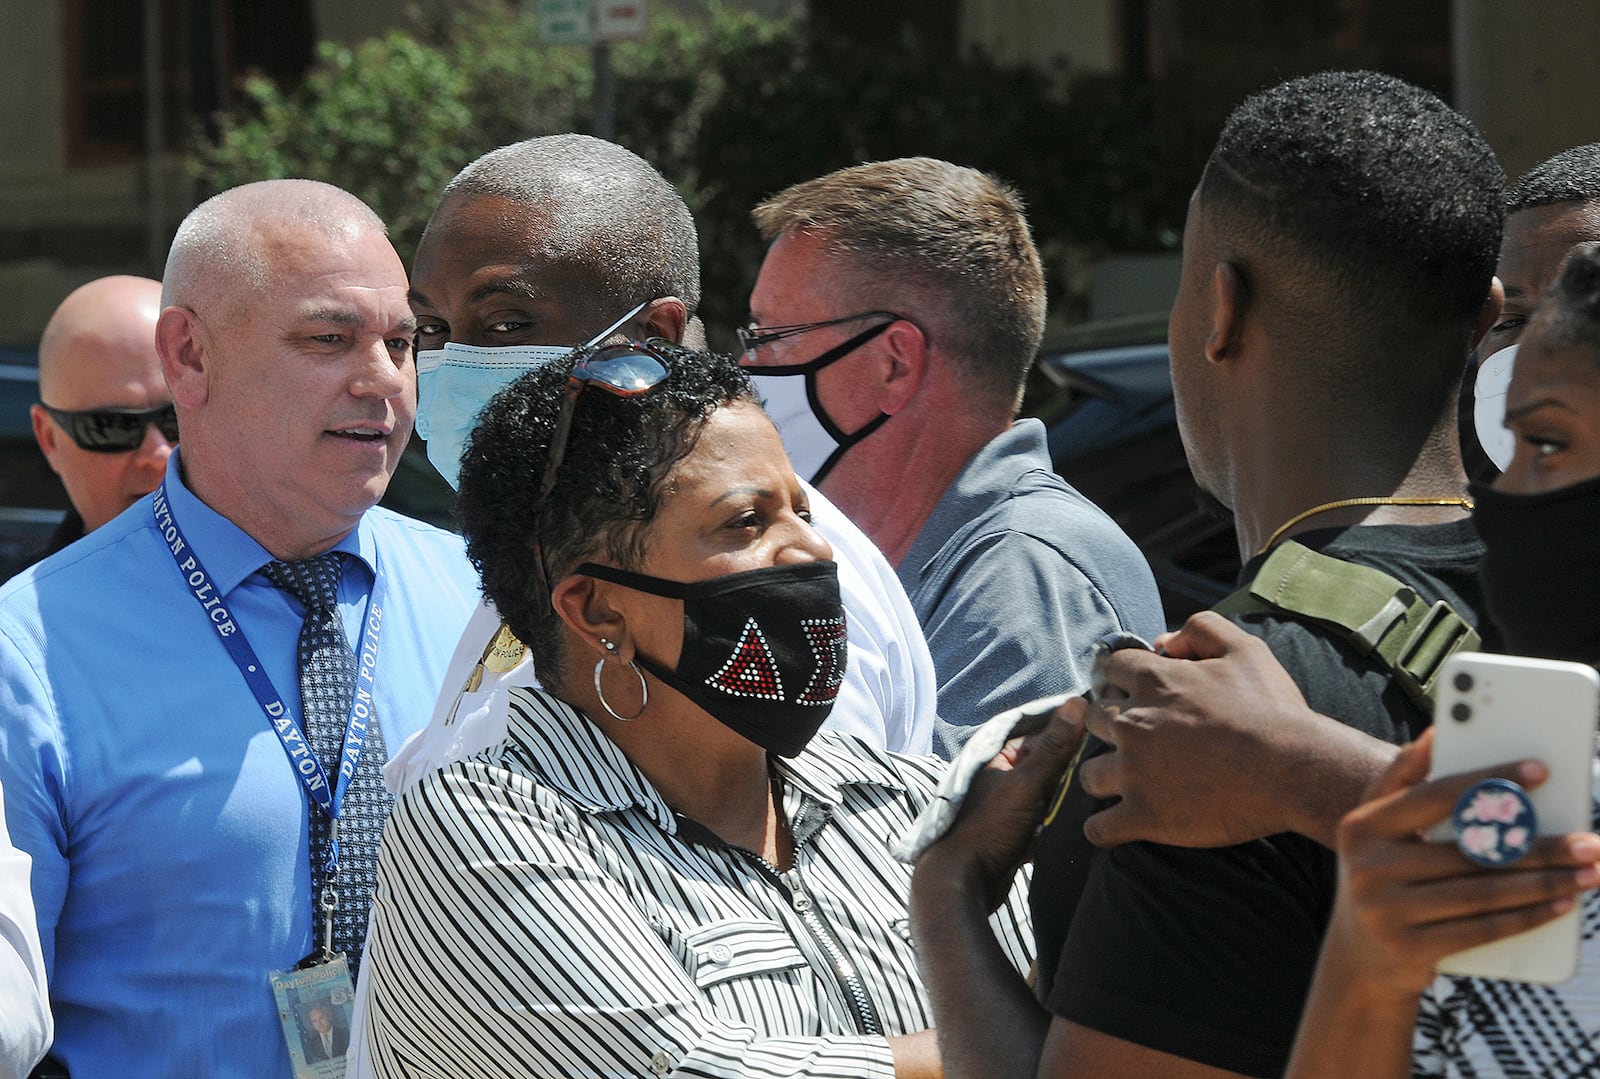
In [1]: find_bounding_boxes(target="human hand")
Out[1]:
[915,707,1085,913]
[1078,611,1377,848]
[1326,728,1600,998]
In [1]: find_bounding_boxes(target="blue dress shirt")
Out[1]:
[0,451,479,1078]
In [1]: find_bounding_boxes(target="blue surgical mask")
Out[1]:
[417,343,572,489]
[415,300,653,489]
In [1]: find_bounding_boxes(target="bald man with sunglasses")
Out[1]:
[25,276,176,566]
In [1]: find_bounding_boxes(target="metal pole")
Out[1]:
[592,40,614,141]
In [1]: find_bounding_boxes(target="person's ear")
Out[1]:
[156,307,211,408]
[550,571,631,661]
[1471,277,1506,353]
[1204,261,1247,365]
[877,318,928,414]
[29,404,63,474]
[638,297,688,345]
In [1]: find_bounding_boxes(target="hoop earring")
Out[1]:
[594,643,648,722]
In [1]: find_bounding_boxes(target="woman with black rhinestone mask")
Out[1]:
[361,344,1032,1078]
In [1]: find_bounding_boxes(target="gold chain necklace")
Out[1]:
[1258,496,1474,556]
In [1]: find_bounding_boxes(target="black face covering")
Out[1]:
[575,560,847,757]
[1470,476,1600,663]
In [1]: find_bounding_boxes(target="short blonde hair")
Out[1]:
[753,158,1045,401]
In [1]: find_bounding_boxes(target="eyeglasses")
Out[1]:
[533,339,683,602]
[42,403,179,453]
[736,311,902,356]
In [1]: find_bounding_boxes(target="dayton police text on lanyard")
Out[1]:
[152,481,386,955]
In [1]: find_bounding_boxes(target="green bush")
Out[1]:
[194,3,1184,340]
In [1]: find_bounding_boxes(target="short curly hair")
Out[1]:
[1194,71,1502,430]
[455,345,759,686]
[1506,143,1600,214]
[1202,70,1503,332]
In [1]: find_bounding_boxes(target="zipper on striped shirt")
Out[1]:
[781,867,885,1037]
[736,854,884,1037]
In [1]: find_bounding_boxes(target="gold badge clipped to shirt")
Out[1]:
[484,623,528,673]
[463,623,529,694]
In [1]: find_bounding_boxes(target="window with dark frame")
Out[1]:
[63,0,314,168]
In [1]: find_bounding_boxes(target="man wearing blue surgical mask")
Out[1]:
[345,132,945,1079]
[409,199,699,484]
[394,134,937,774]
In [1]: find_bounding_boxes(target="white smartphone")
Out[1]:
[1426,651,1599,983]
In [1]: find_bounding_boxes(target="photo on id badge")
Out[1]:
[272,956,355,1078]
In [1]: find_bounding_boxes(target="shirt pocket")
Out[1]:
[684,918,808,990]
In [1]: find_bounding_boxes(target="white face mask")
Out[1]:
[742,321,894,484]
[414,300,651,489]
[1473,342,1518,473]
[743,371,881,484]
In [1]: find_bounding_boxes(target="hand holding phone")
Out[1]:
[1426,652,1599,983]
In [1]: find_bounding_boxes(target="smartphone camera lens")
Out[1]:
[1451,701,1472,723]
[1453,671,1474,693]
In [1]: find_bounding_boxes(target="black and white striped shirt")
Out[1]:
[365,687,1032,1078]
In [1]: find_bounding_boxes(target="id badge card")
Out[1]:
[271,955,355,1079]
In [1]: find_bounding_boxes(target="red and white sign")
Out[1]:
[594,1,648,42]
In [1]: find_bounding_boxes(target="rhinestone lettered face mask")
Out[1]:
[575,560,847,757]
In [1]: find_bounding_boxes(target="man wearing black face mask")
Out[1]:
[745,158,1165,757]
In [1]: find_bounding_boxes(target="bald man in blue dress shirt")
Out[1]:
[0,180,477,1077]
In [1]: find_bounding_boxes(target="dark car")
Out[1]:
[1025,321,1240,624]
[0,352,69,578]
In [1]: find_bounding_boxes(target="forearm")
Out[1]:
[889,1029,943,1079]
[1285,942,1420,1079]
[911,854,1049,1079]
[1279,718,1399,848]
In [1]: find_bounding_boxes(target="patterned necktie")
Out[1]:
[261,552,391,977]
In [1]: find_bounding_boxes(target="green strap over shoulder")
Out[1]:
[1213,540,1480,715]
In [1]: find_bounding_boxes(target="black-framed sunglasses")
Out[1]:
[42,403,179,453]
[736,310,902,356]
[533,339,684,602]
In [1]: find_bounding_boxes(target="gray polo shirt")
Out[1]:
[896,418,1165,756]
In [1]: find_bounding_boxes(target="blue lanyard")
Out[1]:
[151,481,387,880]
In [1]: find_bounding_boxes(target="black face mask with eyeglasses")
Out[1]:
[527,338,847,751]
[42,403,179,453]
